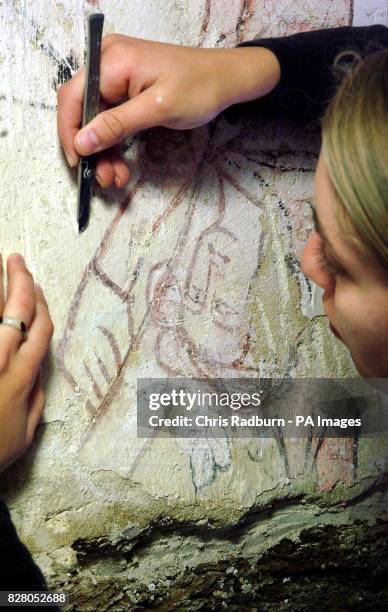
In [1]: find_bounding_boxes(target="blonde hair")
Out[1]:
[321,49,388,268]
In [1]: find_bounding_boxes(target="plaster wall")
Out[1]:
[0,1,387,609]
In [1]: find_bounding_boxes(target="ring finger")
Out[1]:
[0,254,37,353]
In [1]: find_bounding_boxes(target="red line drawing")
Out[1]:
[57,0,355,491]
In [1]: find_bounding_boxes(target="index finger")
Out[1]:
[57,68,85,167]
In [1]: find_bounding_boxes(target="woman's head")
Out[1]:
[301,49,388,377]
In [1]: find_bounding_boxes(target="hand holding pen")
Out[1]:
[57,34,280,190]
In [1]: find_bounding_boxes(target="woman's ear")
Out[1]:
[301,231,336,294]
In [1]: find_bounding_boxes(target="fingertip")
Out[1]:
[111,159,130,188]
[95,156,115,188]
[7,253,25,267]
[95,173,104,187]
[64,147,79,168]
[96,172,114,188]
[120,165,130,185]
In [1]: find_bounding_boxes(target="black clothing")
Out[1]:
[224,24,388,124]
[0,497,47,589]
[0,497,61,610]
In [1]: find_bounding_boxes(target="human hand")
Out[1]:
[0,254,54,473]
[57,35,280,187]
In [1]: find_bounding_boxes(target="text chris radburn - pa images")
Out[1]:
[145,390,362,430]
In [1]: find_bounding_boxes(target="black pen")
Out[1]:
[77,13,104,233]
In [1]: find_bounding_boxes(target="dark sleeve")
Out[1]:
[223,25,388,124]
[0,497,61,610]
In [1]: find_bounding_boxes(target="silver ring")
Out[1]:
[0,316,28,339]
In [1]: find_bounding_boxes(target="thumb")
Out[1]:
[74,87,167,155]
